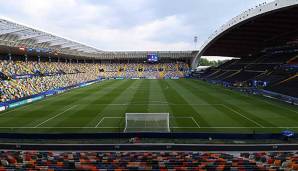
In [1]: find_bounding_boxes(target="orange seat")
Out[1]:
[274,160,281,166]
[292,164,298,170]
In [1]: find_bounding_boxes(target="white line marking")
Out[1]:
[34,105,77,128]
[191,117,201,128]
[95,117,105,128]
[170,117,193,119]
[221,104,265,128]
[171,127,199,129]
[92,112,103,128]
[1,126,298,129]
[95,117,124,128]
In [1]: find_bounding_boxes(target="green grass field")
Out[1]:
[0,79,297,134]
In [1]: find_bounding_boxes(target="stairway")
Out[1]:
[273,74,298,86]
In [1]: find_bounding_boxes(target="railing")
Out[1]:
[194,76,298,105]
[256,89,298,105]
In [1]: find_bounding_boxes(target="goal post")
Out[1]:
[124,113,170,133]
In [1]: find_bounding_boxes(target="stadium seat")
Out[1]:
[0,60,189,103]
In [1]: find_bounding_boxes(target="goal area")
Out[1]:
[124,113,170,133]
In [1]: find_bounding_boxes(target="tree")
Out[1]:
[199,58,228,67]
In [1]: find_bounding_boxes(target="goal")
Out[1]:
[124,113,170,133]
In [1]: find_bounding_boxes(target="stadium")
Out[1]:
[0,0,297,170]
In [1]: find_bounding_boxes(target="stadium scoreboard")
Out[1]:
[147,53,159,62]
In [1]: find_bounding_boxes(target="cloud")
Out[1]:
[67,15,194,51]
[0,0,274,51]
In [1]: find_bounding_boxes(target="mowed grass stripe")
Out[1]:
[176,79,264,128]
[0,80,115,127]
[155,80,196,128]
[34,105,78,127]
[38,80,136,129]
[24,80,121,128]
[189,79,298,127]
[125,80,150,113]
[41,80,116,106]
[190,79,298,114]
[58,80,132,127]
[14,82,120,126]
[0,79,297,133]
[174,80,237,124]
[186,80,277,127]
[148,80,180,129]
[220,104,264,128]
[121,80,151,132]
[148,80,173,113]
[159,80,210,127]
[90,80,142,129]
[224,90,298,126]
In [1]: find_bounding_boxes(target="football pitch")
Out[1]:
[0,79,298,134]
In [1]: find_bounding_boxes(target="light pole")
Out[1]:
[194,36,198,49]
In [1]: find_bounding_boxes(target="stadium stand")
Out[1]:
[267,74,298,97]
[0,1,298,170]
[0,59,189,102]
[240,152,298,170]
[197,45,298,98]
[98,62,189,79]
[0,60,101,102]
[0,151,298,170]
[192,0,298,100]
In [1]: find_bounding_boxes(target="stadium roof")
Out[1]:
[94,51,198,60]
[0,19,102,58]
[192,0,298,68]
[0,19,197,60]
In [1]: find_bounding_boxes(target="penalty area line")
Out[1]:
[34,105,77,128]
[221,104,265,128]
[95,117,125,128]
[191,117,201,128]
[95,117,105,128]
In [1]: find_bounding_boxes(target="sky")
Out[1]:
[0,0,273,59]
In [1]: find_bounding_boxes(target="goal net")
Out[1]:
[124,113,170,133]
